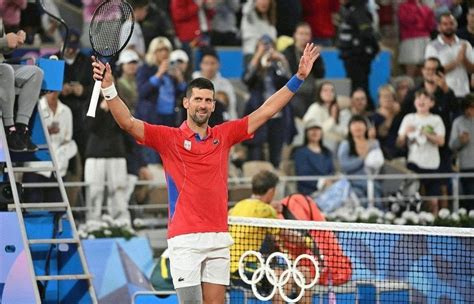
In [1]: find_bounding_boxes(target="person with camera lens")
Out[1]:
[136,37,187,128]
[241,34,294,168]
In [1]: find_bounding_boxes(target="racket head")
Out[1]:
[89,0,135,58]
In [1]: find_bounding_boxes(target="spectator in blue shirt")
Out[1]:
[293,119,335,195]
[338,115,384,206]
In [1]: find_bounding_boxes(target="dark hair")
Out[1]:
[462,93,474,111]
[252,170,279,195]
[294,21,311,33]
[425,57,444,74]
[351,87,368,98]
[254,0,276,26]
[186,77,215,98]
[315,81,337,106]
[129,0,149,9]
[438,11,456,24]
[414,87,435,101]
[199,47,219,62]
[347,115,369,156]
[303,127,330,155]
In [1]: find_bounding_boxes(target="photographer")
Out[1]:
[242,34,295,168]
[136,37,186,128]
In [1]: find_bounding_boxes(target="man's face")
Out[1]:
[184,88,215,126]
[294,25,312,49]
[467,9,474,27]
[63,46,80,61]
[135,5,149,22]
[466,104,474,117]
[351,90,368,113]
[422,60,438,83]
[439,15,457,38]
[200,55,219,79]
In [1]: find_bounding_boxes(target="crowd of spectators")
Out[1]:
[2,0,474,221]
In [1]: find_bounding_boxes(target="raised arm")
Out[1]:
[247,43,320,134]
[91,57,145,142]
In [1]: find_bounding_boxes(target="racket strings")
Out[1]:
[89,0,134,57]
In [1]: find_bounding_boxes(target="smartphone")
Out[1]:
[436,65,445,76]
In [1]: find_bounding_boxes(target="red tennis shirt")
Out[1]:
[142,117,253,238]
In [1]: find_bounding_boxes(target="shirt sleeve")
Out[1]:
[433,115,445,137]
[398,115,410,136]
[465,41,474,63]
[141,122,173,155]
[424,43,437,59]
[449,118,463,151]
[220,116,254,147]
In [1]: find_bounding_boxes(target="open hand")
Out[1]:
[296,43,320,80]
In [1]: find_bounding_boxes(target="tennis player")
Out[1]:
[91,43,320,304]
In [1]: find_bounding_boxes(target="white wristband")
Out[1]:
[101,83,118,100]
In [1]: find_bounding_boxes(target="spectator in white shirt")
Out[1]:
[397,88,446,215]
[425,12,474,98]
[23,91,77,203]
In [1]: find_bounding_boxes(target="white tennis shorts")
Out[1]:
[167,232,234,289]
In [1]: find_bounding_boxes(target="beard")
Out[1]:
[442,30,455,38]
[190,111,211,126]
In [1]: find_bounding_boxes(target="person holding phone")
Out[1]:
[398,57,459,207]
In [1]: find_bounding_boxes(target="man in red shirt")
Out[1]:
[91,43,320,304]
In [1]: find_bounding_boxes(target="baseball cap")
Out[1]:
[304,119,322,130]
[64,28,81,49]
[170,49,189,63]
[260,34,274,45]
[117,49,140,65]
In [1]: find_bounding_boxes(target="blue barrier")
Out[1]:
[216,48,391,107]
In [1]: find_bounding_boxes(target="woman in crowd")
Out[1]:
[242,35,294,168]
[303,81,346,153]
[338,115,384,206]
[293,119,335,195]
[370,84,401,159]
[241,0,277,65]
[135,36,186,127]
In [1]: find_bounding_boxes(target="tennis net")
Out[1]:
[228,216,474,304]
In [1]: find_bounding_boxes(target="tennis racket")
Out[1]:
[86,0,134,117]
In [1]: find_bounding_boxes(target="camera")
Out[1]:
[169,61,178,69]
[260,34,273,51]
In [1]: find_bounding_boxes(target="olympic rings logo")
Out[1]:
[238,250,320,303]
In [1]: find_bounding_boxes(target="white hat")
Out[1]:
[117,49,140,65]
[304,119,322,130]
[170,49,189,63]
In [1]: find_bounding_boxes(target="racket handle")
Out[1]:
[87,80,102,117]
